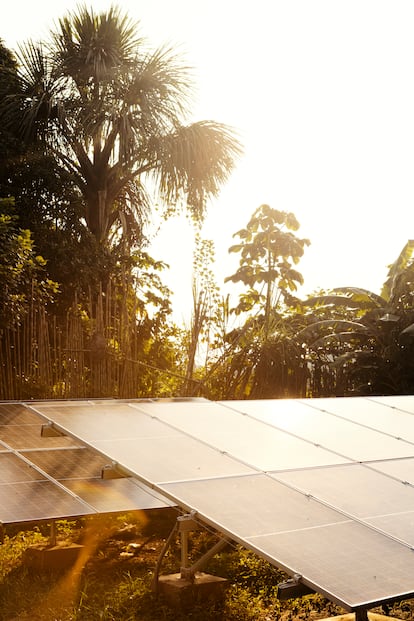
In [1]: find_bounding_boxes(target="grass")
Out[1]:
[1,510,413,620]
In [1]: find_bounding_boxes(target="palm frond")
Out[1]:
[303,294,381,311]
[52,4,142,83]
[310,331,373,349]
[329,349,379,369]
[382,240,414,301]
[125,45,193,125]
[296,319,369,342]
[151,120,243,221]
[6,42,65,141]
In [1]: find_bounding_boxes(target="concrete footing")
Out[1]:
[24,543,84,570]
[158,572,228,609]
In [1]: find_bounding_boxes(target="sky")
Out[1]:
[2,1,414,323]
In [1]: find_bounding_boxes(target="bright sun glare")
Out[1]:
[3,0,414,320]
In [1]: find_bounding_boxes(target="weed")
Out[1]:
[0,515,413,620]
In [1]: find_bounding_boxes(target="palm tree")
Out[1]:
[1,5,242,246]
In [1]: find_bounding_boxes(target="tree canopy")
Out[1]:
[1,5,242,247]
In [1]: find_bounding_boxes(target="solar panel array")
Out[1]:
[0,402,172,524]
[27,396,414,613]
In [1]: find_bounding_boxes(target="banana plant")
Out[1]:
[297,241,414,395]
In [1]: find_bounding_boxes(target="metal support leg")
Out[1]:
[153,512,230,593]
[152,520,178,594]
[50,520,57,547]
[181,528,189,569]
[355,609,368,621]
[180,537,229,581]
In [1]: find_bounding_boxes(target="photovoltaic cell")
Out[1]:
[0,480,93,523]
[21,448,109,479]
[0,452,46,483]
[223,398,414,461]
[62,478,172,513]
[132,400,349,470]
[272,463,414,519]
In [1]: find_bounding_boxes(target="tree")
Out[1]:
[0,198,58,329]
[0,39,102,313]
[0,39,22,189]
[1,5,242,248]
[225,204,310,336]
[206,204,310,399]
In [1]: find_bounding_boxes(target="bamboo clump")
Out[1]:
[0,282,148,400]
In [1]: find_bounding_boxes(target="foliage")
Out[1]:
[183,233,225,395]
[297,241,414,396]
[0,516,359,621]
[0,11,241,395]
[0,198,58,329]
[225,204,309,321]
[1,5,242,248]
[205,204,310,399]
[204,310,308,399]
[0,39,22,181]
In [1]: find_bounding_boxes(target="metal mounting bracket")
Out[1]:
[152,512,228,592]
[277,573,314,600]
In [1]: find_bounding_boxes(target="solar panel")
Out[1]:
[223,398,414,461]
[0,480,93,523]
[28,402,256,482]
[0,402,172,524]
[369,457,414,483]
[272,463,414,519]
[304,395,414,441]
[132,400,349,470]
[62,478,171,513]
[0,403,41,424]
[0,424,81,450]
[369,395,414,414]
[21,448,109,480]
[29,396,414,614]
[249,521,414,608]
[0,452,46,483]
[161,474,349,537]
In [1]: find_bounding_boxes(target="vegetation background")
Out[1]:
[2,511,414,620]
[2,3,414,403]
